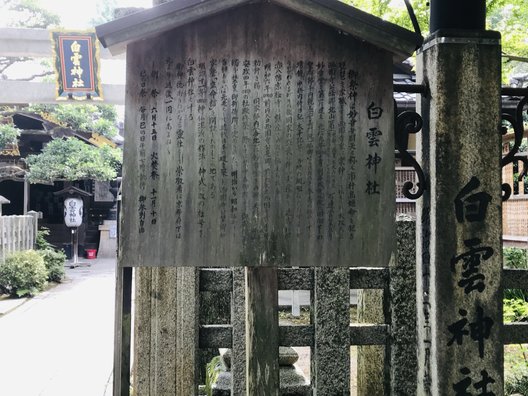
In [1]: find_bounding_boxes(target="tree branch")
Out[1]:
[16,71,54,81]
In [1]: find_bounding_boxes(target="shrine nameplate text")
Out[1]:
[120,6,394,267]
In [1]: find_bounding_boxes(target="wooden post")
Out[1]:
[113,266,133,396]
[27,211,39,249]
[245,267,279,395]
[23,178,29,215]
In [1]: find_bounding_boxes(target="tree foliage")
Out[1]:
[90,0,118,26]
[27,103,119,138]
[26,137,122,184]
[0,0,60,80]
[342,0,528,81]
[0,123,21,150]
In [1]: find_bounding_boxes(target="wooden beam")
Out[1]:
[245,267,279,395]
[0,80,125,105]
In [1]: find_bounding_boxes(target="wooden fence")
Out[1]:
[0,213,38,261]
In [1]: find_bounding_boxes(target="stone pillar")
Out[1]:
[417,31,503,394]
[357,216,417,395]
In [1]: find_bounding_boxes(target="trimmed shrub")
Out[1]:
[504,247,528,269]
[38,249,66,282]
[0,250,48,297]
[35,227,54,251]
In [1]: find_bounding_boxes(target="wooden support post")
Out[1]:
[113,266,133,396]
[245,267,279,395]
[311,267,350,394]
[23,178,29,215]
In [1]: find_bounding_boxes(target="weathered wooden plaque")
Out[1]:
[120,5,395,267]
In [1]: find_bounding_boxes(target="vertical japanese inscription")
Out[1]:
[126,53,391,267]
[446,177,498,393]
[346,69,359,239]
[174,60,185,239]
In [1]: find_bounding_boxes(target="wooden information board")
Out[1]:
[120,5,395,267]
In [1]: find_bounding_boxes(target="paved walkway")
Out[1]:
[0,258,116,396]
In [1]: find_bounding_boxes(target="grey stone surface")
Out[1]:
[311,267,350,394]
[231,267,246,394]
[221,347,298,370]
[213,348,309,396]
[279,346,299,366]
[390,218,417,395]
[357,218,418,395]
[417,31,503,394]
[356,288,385,396]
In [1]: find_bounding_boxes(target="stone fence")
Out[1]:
[130,219,417,395]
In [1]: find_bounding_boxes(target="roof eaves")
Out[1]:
[273,0,421,61]
[96,0,250,55]
[96,0,421,61]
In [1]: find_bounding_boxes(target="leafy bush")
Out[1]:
[503,248,528,301]
[38,249,65,282]
[26,103,118,138]
[204,355,222,396]
[26,137,122,183]
[93,118,118,138]
[0,250,47,297]
[35,226,53,250]
[504,248,528,269]
[505,374,528,396]
[505,343,528,395]
[0,123,20,150]
[504,298,528,323]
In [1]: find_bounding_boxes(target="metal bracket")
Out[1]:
[501,95,528,201]
[394,84,427,200]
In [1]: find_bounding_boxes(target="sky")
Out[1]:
[37,0,152,29]
[1,0,155,85]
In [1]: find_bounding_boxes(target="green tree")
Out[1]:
[0,123,21,150]
[27,103,119,138]
[25,137,122,184]
[342,0,528,81]
[0,0,60,81]
[90,0,117,26]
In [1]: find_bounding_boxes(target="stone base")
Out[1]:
[212,366,310,395]
[213,347,310,395]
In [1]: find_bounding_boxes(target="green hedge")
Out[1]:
[38,249,66,283]
[0,250,48,297]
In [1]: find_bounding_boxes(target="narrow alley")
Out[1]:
[0,258,116,396]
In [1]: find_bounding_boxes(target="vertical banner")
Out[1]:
[51,30,103,100]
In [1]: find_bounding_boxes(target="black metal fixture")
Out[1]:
[501,94,528,201]
[394,84,427,200]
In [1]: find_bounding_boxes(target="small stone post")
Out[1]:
[27,210,39,249]
[357,216,417,395]
[417,29,503,394]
